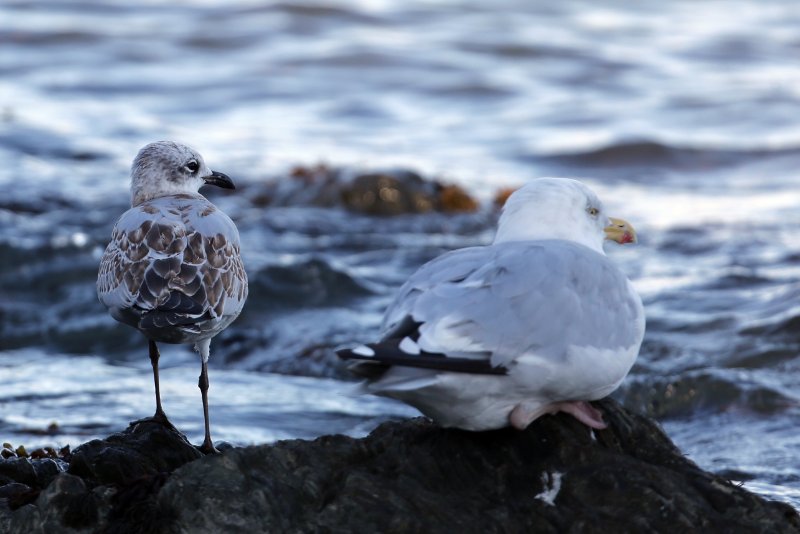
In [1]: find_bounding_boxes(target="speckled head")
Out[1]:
[130,141,234,206]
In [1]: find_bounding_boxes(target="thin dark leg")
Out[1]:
[198,360,218,454]
[149,339,169,423]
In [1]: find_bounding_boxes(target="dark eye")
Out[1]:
[185,160,199,173]
[587,207,599,217]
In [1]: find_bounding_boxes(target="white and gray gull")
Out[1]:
[97,141,248,453]
[337,177,644,431]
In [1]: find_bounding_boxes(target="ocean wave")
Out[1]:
[536,140,800,170]
[0,123,107,161]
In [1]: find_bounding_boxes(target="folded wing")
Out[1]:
[97,197,248,340]
[339,240,643,376]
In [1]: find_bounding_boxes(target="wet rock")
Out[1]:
[1,400,797,533]
[9,473,101,534]
[0,458,37,488]
[157,399,798,533]
[0,483,31,500]
[0,455,67,512]
[67,418,202,487]
[0,483,35,510]
[0,420,201,533]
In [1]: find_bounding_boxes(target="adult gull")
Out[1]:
[97,141,248,453]
[338,178,644,431]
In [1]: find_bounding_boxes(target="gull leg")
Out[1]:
[149,339,169,423]
[198,359,218,454]
[509,402,554,430]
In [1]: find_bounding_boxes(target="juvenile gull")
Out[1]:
[97,141,248,453]
[338,178,644,431]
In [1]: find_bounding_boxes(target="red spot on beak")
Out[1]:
[621,232,634,244]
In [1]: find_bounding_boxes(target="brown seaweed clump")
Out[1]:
[247,165,481,216]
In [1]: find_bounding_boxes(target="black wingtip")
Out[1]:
[338,343,508,376]
[336,346,367,361]
[337,346,389,379]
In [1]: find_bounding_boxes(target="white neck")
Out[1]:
[131,178,203,207]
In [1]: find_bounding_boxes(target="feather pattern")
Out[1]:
[97,193,248,344]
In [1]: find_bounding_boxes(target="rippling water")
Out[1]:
[1,0,800,507]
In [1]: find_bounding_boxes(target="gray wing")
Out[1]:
[380,240,643,370]
[97,197,248,335]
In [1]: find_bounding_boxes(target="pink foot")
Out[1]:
[554,401,607,429]
[508,400,607,430]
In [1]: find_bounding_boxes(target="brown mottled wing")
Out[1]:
[97,196,248,336]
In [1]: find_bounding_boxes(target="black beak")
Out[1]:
[203,170,235,190]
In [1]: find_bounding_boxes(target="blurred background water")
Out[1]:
[1,0,800,507]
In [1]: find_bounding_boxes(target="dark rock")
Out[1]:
[31,459,63,489]
[0,483,31,500]
[67,418,202,486]
[0,483,36,510]
[1,400,797,533]
[156,399,798,533]
[0,459,37,488]
[0,457,67,512]
[8,473,100,534]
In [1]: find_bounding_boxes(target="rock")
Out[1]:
[0,400,797,533]
[0,483,35,510]
[246,165,481,215]
[1,419,201,534]
[249,163,344,208]
[67,418,202,487]
[0,458,37,487]
[341,172,479,215]
[341,171,439,214]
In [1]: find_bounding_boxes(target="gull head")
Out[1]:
[130,141,234,206]
[493,177,636,254]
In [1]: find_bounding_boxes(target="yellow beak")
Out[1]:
[604,217,637,244]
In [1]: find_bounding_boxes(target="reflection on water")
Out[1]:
[1,0,799,508]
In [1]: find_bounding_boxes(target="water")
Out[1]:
[2,0,800,508]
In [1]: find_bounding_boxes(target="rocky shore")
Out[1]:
[1,399,797,533]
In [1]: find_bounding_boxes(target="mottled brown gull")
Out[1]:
[338,178,643,431]
[97,141,248,453]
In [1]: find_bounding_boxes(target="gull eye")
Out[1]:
[587,207,599,217]
[185,160,199,173]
